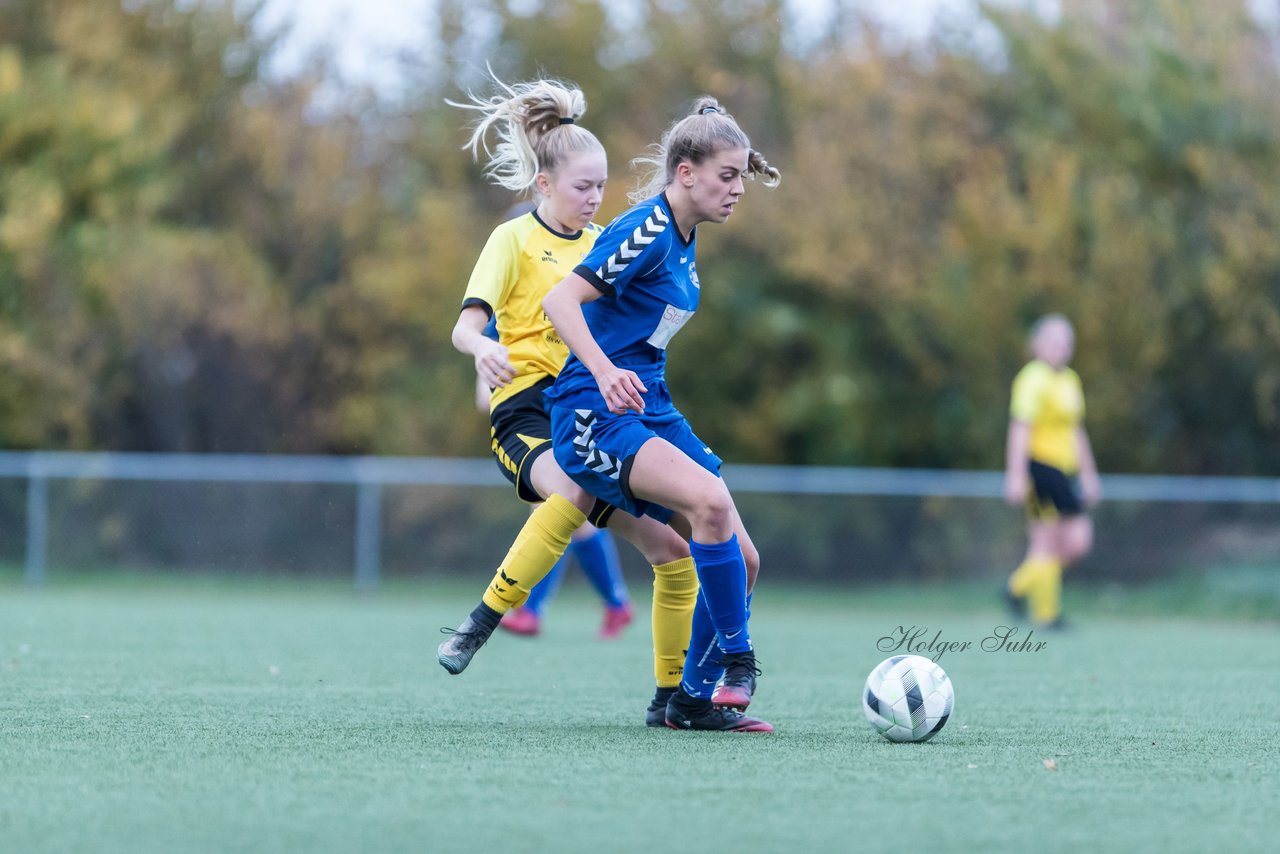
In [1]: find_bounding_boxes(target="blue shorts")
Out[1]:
[549,401,723,524]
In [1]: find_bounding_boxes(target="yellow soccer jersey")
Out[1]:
[461,211,601,409]
[1010,359,1086,473]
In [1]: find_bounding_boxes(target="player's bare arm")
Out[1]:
[543,272,647,415]
[451,305,515,388]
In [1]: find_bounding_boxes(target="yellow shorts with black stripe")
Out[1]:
[489,377,556,503]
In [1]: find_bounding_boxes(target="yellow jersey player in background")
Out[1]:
[1003,314,1102,628]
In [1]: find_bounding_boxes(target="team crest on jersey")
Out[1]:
[688,262,700,289]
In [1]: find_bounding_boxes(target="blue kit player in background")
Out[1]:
[474,312,635,639]
[543,97,781,731]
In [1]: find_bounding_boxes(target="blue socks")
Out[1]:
[679,586,757,699]
[522,528,628,615]
[689,535,751,654]
[572,528,628,608]
[679,592,723,699]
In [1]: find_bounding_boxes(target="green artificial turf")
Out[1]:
[1,577,1276,853]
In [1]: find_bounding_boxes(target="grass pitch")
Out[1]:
[1,576,1276,853]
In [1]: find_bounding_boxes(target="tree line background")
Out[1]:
[3,0,1279,476]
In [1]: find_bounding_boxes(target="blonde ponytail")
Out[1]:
[448,74,604,194]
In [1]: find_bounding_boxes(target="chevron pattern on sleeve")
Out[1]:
[573,409,621,480]
[595,206,669,288]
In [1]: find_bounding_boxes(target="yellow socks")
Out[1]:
[481,494,586,614]
[1009,556,1063,625]
[1008,557,1039,599]
[651,556,698,688]
[1027,557,1062,624]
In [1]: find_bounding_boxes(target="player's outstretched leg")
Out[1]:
[500,552,568,637]
[437,494,586,675]
[664,687,772,732]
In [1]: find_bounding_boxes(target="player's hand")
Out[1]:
[1004,471,1028,507]
[595,365,646,414]
[474,340,515,388]
[1080,472,1102,508]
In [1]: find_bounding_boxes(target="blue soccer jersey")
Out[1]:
[545,193,700,410]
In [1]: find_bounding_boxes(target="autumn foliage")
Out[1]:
[2,0,1278,475]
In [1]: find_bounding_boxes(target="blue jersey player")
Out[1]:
[436,75,702,733]
[544,97,781,732]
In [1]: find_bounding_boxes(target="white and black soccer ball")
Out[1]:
[862,655,954,743]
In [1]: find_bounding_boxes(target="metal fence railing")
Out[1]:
[1,451,1277,589]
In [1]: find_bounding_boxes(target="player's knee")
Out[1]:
[1065,516,1091,551]
[546,480,593,515]
[689,486,733,536]
[529,464,592,515]
[646,528,691,566]
[567,485,596,515]
[1064,528,1092,563]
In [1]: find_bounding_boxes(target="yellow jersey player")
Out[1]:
[1003,314,1102,627]
[437,75,700,728]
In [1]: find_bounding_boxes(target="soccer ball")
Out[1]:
[862,655,954,743]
